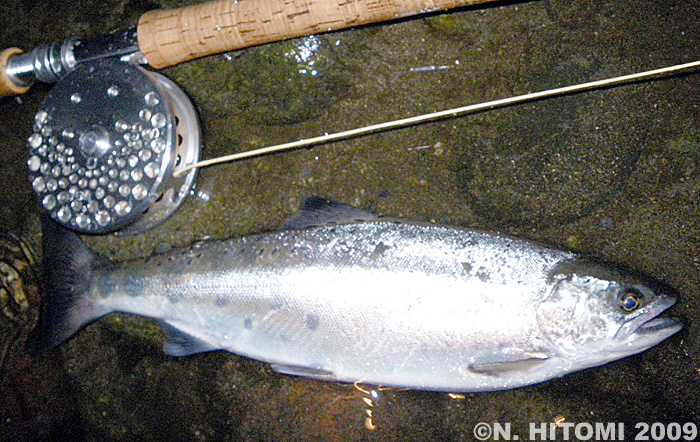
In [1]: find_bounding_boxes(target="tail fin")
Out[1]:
[26,216,102,352]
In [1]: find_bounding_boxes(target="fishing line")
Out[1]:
[173,59,700,178]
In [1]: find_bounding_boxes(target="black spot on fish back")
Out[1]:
[269,297,285,310]
[214,295,229,307]
[476,268,490,283]
[306,314,319,331]
[167,291,183,303]
[120,277,145,297]
[370,242,389,260]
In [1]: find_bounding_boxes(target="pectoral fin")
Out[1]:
[465,353,549,377]
[160,321,220,357]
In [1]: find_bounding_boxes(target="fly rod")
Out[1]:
[19,0,504,235]
[172,59,700,177]
[19,0,697,237]
[0,0,500,97]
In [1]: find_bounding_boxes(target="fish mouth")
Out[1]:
[635,316,682,335]
[615,295,682,350]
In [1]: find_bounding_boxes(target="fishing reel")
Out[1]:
[26,58,199,234]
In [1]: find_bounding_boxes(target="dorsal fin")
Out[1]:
[281,196,380,230]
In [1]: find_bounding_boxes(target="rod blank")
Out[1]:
[173,59,700,177]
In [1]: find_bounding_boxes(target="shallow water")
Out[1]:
[0,0,699,440]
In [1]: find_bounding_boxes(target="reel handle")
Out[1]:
[138,0,494,69]
[0,48,30,97]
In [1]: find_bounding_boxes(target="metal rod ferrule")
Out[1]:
[5,27,141,87]
[6,39,77,86]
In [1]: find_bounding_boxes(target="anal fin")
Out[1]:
[160,321,220,357]
[270,363,337,381]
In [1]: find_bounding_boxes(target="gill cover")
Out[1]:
[537,260,644,353]
[537,259,680,359]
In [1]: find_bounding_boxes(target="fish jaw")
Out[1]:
[612,294,682,354]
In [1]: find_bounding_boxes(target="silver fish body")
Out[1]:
[31,198,681,392]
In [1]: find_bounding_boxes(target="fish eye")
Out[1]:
[618,289,642,312]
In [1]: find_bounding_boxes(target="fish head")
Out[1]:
[536,259,681,368]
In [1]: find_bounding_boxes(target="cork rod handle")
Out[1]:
[137,0,496,69]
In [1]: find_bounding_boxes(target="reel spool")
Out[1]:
[27,59,199,234]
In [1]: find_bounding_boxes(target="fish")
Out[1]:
[28,197,681,392]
